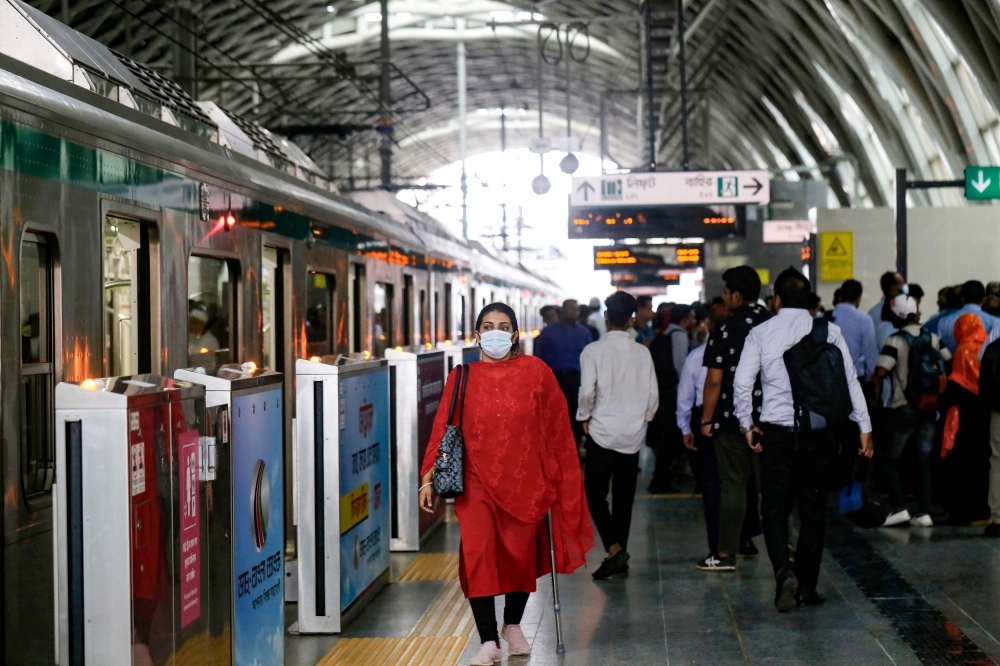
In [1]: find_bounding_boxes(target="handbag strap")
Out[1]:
[458,363,470,426]
[445,364,467,425]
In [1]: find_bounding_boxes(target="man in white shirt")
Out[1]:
[587,296,607,339]
[578,291,659,580]
[734,268,873,613]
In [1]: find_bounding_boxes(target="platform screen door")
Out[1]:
[104,217,151,376]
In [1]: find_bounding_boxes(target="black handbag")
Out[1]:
[839,458,890,528]
[433,364,469,499]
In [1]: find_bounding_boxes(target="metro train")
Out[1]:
[0,2,555,662]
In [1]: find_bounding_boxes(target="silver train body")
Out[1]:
[0,9,554,662]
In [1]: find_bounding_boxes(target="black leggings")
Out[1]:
[469,592,530,644]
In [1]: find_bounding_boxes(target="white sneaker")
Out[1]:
[909,514,934,527]
[883,509,912,526]
[470,640,502,665]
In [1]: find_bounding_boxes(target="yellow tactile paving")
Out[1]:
[395,553,460,582]
[316,636,468,666]
[409,581,476,637]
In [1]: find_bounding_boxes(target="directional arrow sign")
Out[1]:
[965,166,1000,200]
[570,170,770,207]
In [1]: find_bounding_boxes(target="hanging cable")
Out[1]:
[539,23,563,66]
[567,23,590,64]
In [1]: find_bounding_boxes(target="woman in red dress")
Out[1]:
[419,303,593,665]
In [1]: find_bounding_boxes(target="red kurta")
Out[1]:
[421,354,594,598]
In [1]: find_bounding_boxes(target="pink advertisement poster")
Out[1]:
[178,430,201,628]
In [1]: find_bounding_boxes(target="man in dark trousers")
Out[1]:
[698,267,769,571]
[534,298,594,445]
[734,268,873,612]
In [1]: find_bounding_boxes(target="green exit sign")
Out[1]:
[966,166,1000,200]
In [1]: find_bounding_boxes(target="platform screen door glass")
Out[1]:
[20,233,54,497]
[104,217,152,376]
[306,271,335,358]
[188,256,235,366]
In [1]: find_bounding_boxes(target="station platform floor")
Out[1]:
[285,466,1000,666]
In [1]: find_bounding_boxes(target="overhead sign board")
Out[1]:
[570,204,744,240]
[763,220,810,243]
[965,166,1000,200]
[819,231,853,282]
[571,171,770,207]
[593,244,703,271]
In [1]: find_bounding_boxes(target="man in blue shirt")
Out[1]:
[534,299,595,446]
[922,286,957,338]
[868,271,904,330]
[832,279,880,379]
[937,280,999,353]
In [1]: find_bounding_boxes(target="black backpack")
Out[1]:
[981,338,1000,412]
[783,319,853,430]
[898,329,947,411]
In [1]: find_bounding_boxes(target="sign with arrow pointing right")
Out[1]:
[965,166,1000,200]
[570,170,770,207]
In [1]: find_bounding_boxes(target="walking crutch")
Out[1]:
[547,509,566,653]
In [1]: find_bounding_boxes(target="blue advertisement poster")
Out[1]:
[232,388,284,666]
[339,367,391,611]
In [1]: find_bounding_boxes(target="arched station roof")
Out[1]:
[25,0,1000,206]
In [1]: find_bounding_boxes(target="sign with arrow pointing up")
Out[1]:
[570,170,770,207]
[965,166,1000,200]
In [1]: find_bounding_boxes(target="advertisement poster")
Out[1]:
[416,352,445,536]
[339,368,390,611]
[232,388,284,666]
[177,430,201,628]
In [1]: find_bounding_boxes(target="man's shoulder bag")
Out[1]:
[899,329,947,411]
[433,363,469,499]
[783,319,853,430]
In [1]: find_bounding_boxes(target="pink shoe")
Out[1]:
[470,640,502,665]
[501,624,531,656]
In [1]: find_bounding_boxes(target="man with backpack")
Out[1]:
[873,294,950,528]
[978,328,1000,537]
[734,268,873,613]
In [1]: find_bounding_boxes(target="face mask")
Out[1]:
[479,329,514,359]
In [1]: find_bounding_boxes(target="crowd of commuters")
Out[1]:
[421,267,1000,662]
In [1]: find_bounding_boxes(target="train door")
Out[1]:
[402,275,413,347]
[372,282,394,358]
[103,216,155,375]
[419,288,428,346]
[6,232,58,665]
[348,264,365,354]
[262,246,290,372]
[444,282,453,342]
[306,269,336,358]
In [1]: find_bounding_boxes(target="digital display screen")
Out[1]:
[610,270,682,287]
[569,204,745,240]
[593,244,703,270]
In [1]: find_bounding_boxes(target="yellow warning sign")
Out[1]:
[755,268,770,286]
[819,231,853,282]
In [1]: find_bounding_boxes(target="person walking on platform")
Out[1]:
[647,304,695,494]
[978,330,1000,537]
[699,266,770,571]
[734,268,873,612]
[873,294,950,527]
[419,303,593,665]
[577,291,659,579]
[533,299,594,446]
[679,304,761,558]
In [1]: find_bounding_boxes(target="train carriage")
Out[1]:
[0,4,555,662]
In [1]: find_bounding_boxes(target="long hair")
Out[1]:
[474,302,520,355]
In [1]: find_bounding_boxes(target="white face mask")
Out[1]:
[479,329,514,359]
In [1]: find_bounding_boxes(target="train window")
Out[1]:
[263,247,288,371]
[306,271,335,357]
[402,275,413,347]
[20,233,54,497]
[373,282,394,357]
[104,217,152,375]
[188,255,236,367]
[419,289,428,345]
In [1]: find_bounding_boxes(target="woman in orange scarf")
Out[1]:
[939,313,992,524]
